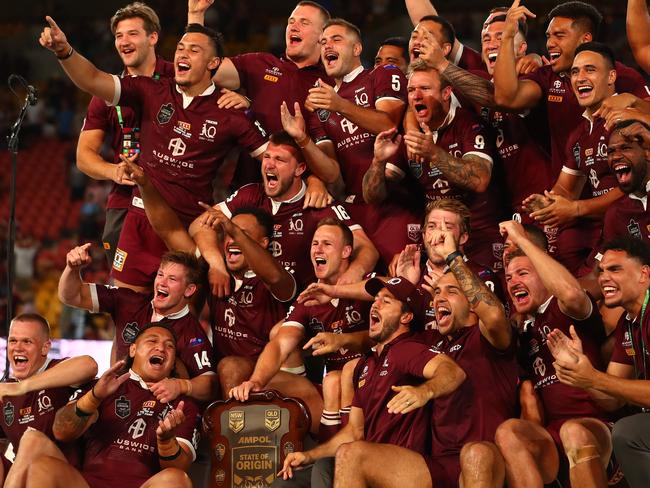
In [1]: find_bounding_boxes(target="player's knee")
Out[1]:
[494,418,523,451]
[559,420,596,450]
[322,371,342,409]
[19,428,51,450]
[460,441,500,470]
[217,356,250,379]
[154,468,191,487]
[335,440,366,469]
[26,455,61,483]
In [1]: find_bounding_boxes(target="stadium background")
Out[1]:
[0,0,638,343]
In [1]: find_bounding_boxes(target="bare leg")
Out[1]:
[25,456,88,488]
[217,356,255,398]
[494,418,559,487]
[319,371,342,442]
[333,441,432,488]
[559,418,611,488]
[5,429,67,488]
[267,371,323,434]
[140,467,192,488]
[459,441,505,488]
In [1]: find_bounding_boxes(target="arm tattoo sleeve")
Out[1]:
[362,160,389,204]
[449,257,499,308]
[441,63,496,108]
[431,150,491,193]
[54,403,93,440]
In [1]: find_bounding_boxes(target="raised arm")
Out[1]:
[123,158,197,253]
[433,222,510,349]
[53,361,130,442]
[418,30,496,108]
[39,16,116,103]
[201,205,296,301]
[0,356,97,401]
[345,228,380,284]
[280,101,343,186]
[58,243,94,310]
[362,128,404,204]
[627,0,650,73]
[187,0,213,25]
[500,220,592,319]
[493,1,542,110]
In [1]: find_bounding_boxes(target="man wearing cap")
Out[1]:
[275,276,466,487]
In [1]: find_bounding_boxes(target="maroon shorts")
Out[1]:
[110,210,168,287]
[422,454,460,488]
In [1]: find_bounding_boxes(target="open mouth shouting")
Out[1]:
[575,83,594,100]
[601,284,619,300]
[612,161,632,186]
[264,171,279,191]
[176,60,191,76]
[510,286,531,309]
[226,245,243,265]
[288,33,303,47]
[435,303,452,328]
[313,255,328,275]
[548,51,561,64]
[323,50,339,70]
[412,102,429,120]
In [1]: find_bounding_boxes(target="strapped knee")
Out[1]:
[566,445,600,468]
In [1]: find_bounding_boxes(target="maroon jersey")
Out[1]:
[89,284,213,378]
[218,182,362,289]
[0,359,78,451]
[407,100,505,270]
[415,258,505,342]
[428,325,517,456]
[231,52,329,134]
[308,65,407,197]
[81,373,200,488]
[208,271,290,360]
[521,62,650,176]
[283,297,370,371]
[306,65,420,264]
[479,105,552,215]
[81,57,174,209]
[113,76,267,223]
[454,44,487,73]
[352,333,437,453]
[610,308,650,378]
[519,296,607,423]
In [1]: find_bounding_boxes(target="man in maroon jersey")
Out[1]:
[25,324,200,488]
[212,1,329,135]
[230,218,372,437]
[523,43,624,275]
[374,37,409,74]
[197,207,299,394]
[415,9,552,233]
[545,237,650,487]
[494,0,650,179]
[190,131,378,294]
[0,314,97,486]
[58,245,215,404]
[279,18,420,267]
[76,3,175,266]
[40,20,269,292]
[329,230,515,487]
[495,220,609,487]
[276,277,466,487]
[403,60,504,271]
[404,0,485,73]
[590,121,650,263]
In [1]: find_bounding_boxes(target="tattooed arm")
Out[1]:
[448,256,511,349]
[441,63,496,108]
[432,222,510,350]
[362,128,405,204]
[54,360,131,442]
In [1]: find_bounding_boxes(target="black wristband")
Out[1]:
[75,404,92,418]
[445,250,463,266]
[56,46,74,60]
[158,445,182,461]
